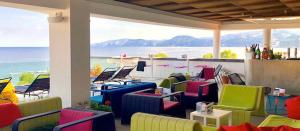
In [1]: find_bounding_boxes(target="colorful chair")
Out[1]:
[12,108,116,131]
[90,82,157,117]
[121,88,185,124]
[159,75,190,91]
[213,85,265,125]
[131,113,217,131]
[259,115,300,128]
[172,80,219,108]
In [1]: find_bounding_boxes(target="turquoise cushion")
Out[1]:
[90,95,103,103]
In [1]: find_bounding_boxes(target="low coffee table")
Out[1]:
[190,109,232,128]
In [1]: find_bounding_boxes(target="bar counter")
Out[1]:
[245,59,300,95]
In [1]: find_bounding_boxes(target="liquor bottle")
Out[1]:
[256,46,261,59]
[269,48,274,60]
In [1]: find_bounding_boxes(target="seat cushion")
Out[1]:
[0,103,22,128]
[90,95,103,104]
[163,100,179,110]
[286,96,300,120]
[184,92,198,97]
[220,85,259,111]
[59,109,93,131]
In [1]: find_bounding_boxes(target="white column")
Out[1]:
[49,0,90,107]
[264,28,272,49]
[213,29,221,59]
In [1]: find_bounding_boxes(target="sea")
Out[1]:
[0,46,253,84]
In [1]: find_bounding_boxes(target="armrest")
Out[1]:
[131,88,155,94]
[172,81,189,86]
[53,113,111,131]
[12,110,60,131]
[161,91,183,98]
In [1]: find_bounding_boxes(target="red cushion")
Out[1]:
[219,123,300,131]
[186,81,209,93]
[286,96,300,120]
[218,123,258,131]
[163,100,179,110]
[58,109,93,131]
[203,67,215,80]
[0,103,22,128]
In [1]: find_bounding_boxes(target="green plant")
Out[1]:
[221,50,238,59]
[17,72,35,86]
[90,102,112,112]
[202,53,213,59]
[154,52,168,58]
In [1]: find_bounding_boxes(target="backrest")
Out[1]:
[228,73,245,85]
[131,113,203,131]
[112,66,136,79]
[102,82,157,117]
[122,94,162,124]
[0,77,12,93]
[26,74,50,93]
[159,77,178,89]
[93,67,119,83]
[219,85,259,110]
[214,64,222,77]
[186,81,209,93]
[17,97,62,131]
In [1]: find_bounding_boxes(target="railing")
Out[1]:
[90,57,245,79]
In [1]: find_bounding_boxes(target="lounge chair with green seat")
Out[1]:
[159,74,190,92]
[259,115,300,128]
[131,113,217,131]
[213,84,265,125]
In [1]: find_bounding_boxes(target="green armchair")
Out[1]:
[259,115,300,128]
[213,85,265,125]
[131,113,217,131]
[159,75,190,91]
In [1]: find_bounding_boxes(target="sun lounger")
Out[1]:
[15,74,50,98]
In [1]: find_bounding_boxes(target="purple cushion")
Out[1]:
[58,109,93,131]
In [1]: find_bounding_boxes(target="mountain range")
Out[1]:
[91,30,300,48]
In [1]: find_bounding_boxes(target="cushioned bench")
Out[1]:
[90,82,157,117]
[131,113,217,131]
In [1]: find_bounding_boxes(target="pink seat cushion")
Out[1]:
[203,67,215,80]
[0,103,22,128]
[163,100,179,110]
[58,109,93,131]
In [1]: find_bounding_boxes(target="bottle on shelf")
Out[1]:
[262,48,269,60]
[256,46,261,59]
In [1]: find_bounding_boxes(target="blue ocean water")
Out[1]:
[0,46,247,84]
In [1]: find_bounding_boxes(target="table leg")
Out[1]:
[216,118,220,128]
[190,114,193,120]
[228,113,232,126]
[203,117,207,126]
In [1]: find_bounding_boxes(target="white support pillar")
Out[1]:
[49,0,90,107]
[264,28,272,49]
[213,29,221,59]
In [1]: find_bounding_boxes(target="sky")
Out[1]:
[0,6,212,47]
[0,6,299,47]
